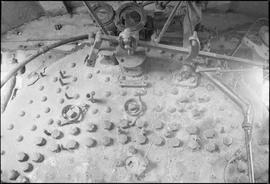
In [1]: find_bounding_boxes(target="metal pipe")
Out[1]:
[82,1,108,35]
[202,72,254,183]
[154,1,184,43]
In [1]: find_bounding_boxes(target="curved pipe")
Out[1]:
[1,34,89,88]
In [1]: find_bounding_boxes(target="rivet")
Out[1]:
[128,145,137,154]
[20,111,25,117]
[8,170,20,180]
[119,119,129,129]
[150,135,163,146]
[47,119,54,125]
[238,174,249,183]
[136,120,146,128]
[204,129,216,139]
[187,139,200,150]
[92,109,98,114]
[164,130,173,138]
[135,135,147,145]
[7,124,14,130]
[49,142,61,153]
[85,137,96,148]
[102,136,112,146]
[56,88,61,93]
[69,127,80,135]
[88,73,93,79]
[70,63,76,68]
[168,123,180,131]
[121,91,127,96]
[105,77,110,82]
[87,123,97,132]
[66,140,79,150]
[168,138,182,148]
[72,77,77,82]
[118,134,128,144]
[32,152,44,163]
[74,94,80,99]
[223,136,233,146]
[237,160,247,173]
[65,86,69,90]
[44,107,51,113]
[59,98,65,104]
[39,85,44,91]
[52,77,58,82]
[36,114,40,119]
[154,121,163,130]
[56,120,62,126]
[96,70,100,74]
[105,106,111,113]
[30,125,37,131]
[16,152,29,162]
[103,120,113,130]
[51,129,62,139]
[17,135,24,142]
[35,137,46,146]
[21,163,33,172]
[105,91,111,97]
[41,96,47,102]
[28,100,33,104]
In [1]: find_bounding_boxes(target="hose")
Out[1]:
[1,34,89,88]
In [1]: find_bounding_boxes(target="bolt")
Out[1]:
[8,170,20,180]
[56,88,61,93]
[186,126,199,135]
[136,135,147,145]
[16,152,29,162]
[223,136,233,146]
[20,111,25,117]
[119,119,129,129]
[44,107,51,113]
[154,121,163,130]
[35,137,46,146]
[49,142,61,153]
[85,137,96,148]
[21,163,33,172]
[102,136,112,146]
[204,129,216,139]
[105,106,111,113]
[70,63,76,68]
[168,138,181,148]
[47,119,54,125]
[103,120,113,130]
[69,127,80,135]
[32,153,44,163]
[51,129,62,139]
[29,124,37,131]
[168,123,180,131]
[17,135,24,142]
[41,96,47,102]
[118,134,128,144]
[205,142,218,153]
[7,124,14,130]
[66,140,79,150]
[87,123,97,132]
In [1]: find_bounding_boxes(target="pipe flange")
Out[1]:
[115,2,146,32]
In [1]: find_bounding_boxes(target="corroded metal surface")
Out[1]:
[0,46,267,183]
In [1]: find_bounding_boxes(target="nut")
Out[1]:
[237,160,247,172]
[16,152,29,162]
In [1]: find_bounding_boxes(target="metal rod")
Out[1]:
[154,1,184,43]
[82,1,108,35]
[202,72,254,183]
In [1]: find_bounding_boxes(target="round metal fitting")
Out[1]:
[62,105,83,122]
[124,98,143,116]
[115,2,146,31]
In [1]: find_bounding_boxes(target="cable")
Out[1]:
[1,34,89,88]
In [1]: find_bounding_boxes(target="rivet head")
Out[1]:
[49,142,61,153]
[136,120,146,128]
[105,77,110,82]
[205,142,218,152]
[168,123,180,131]
[70,63,76,68]
[88,73,93,79]
[16,152,29,162]
[85,138,96,147]
[237,160,248,173]
[52,77,58,82]
[72,77,77,82]
[17,135,24,142]
[32,152,44,163]
[150,134,163,146]
[20,111,25,117]
[87,123,97,132]
[47,119,54,125]
[223,136,233,146]
[35,137,46,146]
[66,140,79,150]
[31,125,37,131]
[21,163,33,172]
[69,127,80,135]
[103,120,113,130]
[96,70,101,74]
[105,91,111,97]
[154,121,163,130]
[91,108,98,114]
[74,94,80,99]
[105,106,111,113]
[102,136,112,146]
[7,124,14,130]
[167,138,181,148]
[51,129,62,139]
[56,88,61,93]
[128,145,137,155]
[65,86,69,90]
[8,170,20,180]
[118,134,128,144]
[59,98,65,104]
[204,129,216,139]
[41,96,47,102]
[39,85,44,91]
[135,135,147,145]
[44,107,51,113]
